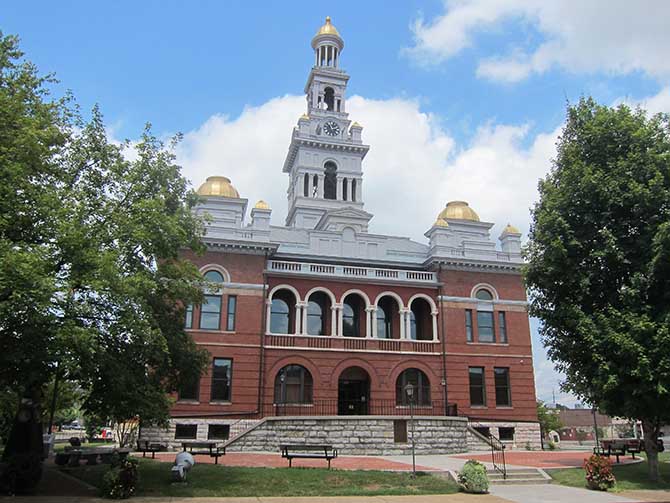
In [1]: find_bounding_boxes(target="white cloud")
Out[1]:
[176,94,556,242]
[407,0,670,82]
[622,86,670,115]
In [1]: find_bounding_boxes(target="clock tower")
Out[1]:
[283,17,371,232]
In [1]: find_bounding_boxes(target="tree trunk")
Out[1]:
[642,419,659,483]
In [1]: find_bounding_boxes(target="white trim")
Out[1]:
[268,284,302,303]
[470,283,499,300]
[340,288,372,307]
[199,264,231,283]
[374,291,405,309]
[438,295,527,307]
[408,293,437,311]
[305,286,337,306]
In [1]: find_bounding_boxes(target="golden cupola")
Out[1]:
[197,176,240,198]
[502,223,521,235]
[312,16,344,53]
[437,201,480,222]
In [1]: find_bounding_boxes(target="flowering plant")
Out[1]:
[583,454,615,491]
[102,454,139,499]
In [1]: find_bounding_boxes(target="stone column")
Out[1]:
[399,308,408,340]
[317,174,325,199]
[365,307,374,338]
[336,176,343,200]
[299,301,308,335]
[431,310,439,341]
[371,307,378,338]
[265,299,272,334]
[331,304,342,336]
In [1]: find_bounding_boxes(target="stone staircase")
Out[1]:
[487,468,551,485]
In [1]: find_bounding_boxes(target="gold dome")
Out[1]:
[438,201,480,222]
[503,223,521,234]
[254,200,270,210]
[315,16,341,38]
[433,218,449,228]
[197,176,240,198]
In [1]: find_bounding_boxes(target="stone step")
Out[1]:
[487,468,550,485]
[490,477,552,485]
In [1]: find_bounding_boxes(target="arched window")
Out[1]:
[270,298,290,334]
[204,270,224,283]
[303,173,309,197]
[324,162,337,200]
[324,87,335,111]
[342,178,348,201]
[376,298,394,339]
[409,311,417,340]
[351,179,357,202]
[274,365,313,404]
[475,289,493,301]
[306,291,330,336]
[396,368,431,406]
[410,298,433,340]
[312,174,318,197]
[342,296,363,337]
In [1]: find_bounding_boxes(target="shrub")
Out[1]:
[102,454,139,499]
[458,459,489,494]
[583,454,615,491]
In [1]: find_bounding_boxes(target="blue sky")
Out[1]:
[6,1,670,407]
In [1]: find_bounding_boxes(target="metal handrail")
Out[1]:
[264,399,458,417]
[488,433,507,480]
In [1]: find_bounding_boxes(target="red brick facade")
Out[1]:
[172,251,538,424]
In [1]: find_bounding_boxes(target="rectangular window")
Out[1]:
[498,427,515,441]
[474,426,490,438]
[226,295,237,331]
[178,375,200,401]
[469,367,486,406]
[394,420,408,443]
[465,310,473,342]
[498,312,507,343]
[494,367,511,406]
[174,424,197,439]
[208,424,230,440]
[211,358,232,402]
[477,311,495,343]
[185,304,193,329]
[200,295,221,330]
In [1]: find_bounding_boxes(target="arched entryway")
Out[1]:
[338,366,370,415]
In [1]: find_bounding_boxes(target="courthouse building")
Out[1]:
[141,17,540,453]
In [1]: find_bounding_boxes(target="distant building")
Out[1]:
[558,409,614,441]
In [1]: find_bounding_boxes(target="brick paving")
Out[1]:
[141,451,438,471]
[454,450,641,468]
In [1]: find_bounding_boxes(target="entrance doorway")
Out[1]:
[338,366,370,415]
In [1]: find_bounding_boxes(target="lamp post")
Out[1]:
[404,382,416,478]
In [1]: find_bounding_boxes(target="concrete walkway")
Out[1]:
[489,484,638,503]
[0,495,510,502]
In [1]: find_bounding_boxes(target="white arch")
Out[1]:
[408,293,437,312]
[199,264,231,283]
[470,283,499,300]
[268,284,302,303]
[374,291,405,309]
[305,286,337,306]
[340,289,371,308]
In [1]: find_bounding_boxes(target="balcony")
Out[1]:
[268,260,437,284]
[265,333,440,354]
[263,399,458,417]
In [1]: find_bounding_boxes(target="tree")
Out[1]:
[537,401,563,442]
[525,97,670,482]
[0,33,208,489]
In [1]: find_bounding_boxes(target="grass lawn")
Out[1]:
[62,458,459,498]
[548,452,670,492]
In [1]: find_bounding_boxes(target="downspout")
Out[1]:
[256,251,269,417]
[438,262,449,415]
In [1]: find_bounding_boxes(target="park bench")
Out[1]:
[280,444,338,469]
[181,441,226,464]
[136,440,167,459]
[595,439,632,463]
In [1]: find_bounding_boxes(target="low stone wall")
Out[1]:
[470,421,542,450]
[226,415,468,456]
[140,418,260,449]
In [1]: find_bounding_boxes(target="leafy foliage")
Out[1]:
[0,32,208,443]
[102,454,139,499]
[537,400,563,438]
[457,459,489,494]
[584,454,616,491]
[525,97,670,480]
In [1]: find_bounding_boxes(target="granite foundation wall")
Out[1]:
[226,416,468,455]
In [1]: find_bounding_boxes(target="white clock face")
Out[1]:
[323,121,340,137]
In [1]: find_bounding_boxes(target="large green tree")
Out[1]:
[0,32,208,485]
[525,97,670,481]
